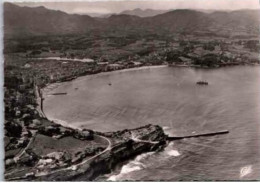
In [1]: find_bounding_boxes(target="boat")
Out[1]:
[196,81,208,85]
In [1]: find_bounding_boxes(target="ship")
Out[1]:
[196,81,208,85]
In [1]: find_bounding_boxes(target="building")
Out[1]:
[107,64,124,71]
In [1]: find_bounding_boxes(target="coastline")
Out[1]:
[169,62,260,68]
[40,61,260,97]
[4,3,260,180]
[40,64,168,131]
[36,84,82,130]
[42,65,168,95]
[25,64,171,180]
[7,74,168,181]
[40,63,260,130]
[34,85,46,118]
[6,59,260,180]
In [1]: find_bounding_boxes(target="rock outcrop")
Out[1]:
[29,124,167,181]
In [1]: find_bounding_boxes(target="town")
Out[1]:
[3,1,260,181]
[4,36,260,178]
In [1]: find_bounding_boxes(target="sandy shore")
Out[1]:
[42,65,168,94]
[35,85,46,118]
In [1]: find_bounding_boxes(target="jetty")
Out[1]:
[167,130,229,140]
[51,92,67,95]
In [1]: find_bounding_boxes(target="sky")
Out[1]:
[10,0,260,14]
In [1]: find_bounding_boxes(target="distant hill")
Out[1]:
[144,9,212,33]
[208,10,260,36]
[4,3,260,38]
[4,3,98,38]
[119,8,170,17]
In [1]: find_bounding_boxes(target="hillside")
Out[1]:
[4,3,98,38]
[4,3,260,38]
[208,10,260,36]
[144,9,213,33]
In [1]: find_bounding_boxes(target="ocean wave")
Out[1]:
[107,152,155,181]
[162,126,173,136]
[107,163,143,181]
[164,141,181,157]
[135,152,155,161]
[240,165,252,178]
[166,150,181,157]
[121,162,144,174]
[162,126,170,130]
[107,141,182,181]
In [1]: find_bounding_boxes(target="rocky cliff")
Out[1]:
[26,124,167,181]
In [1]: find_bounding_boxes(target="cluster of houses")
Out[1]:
[4,70,40,153]
[97,61,143,72]
[36,151,72,172]
[25,58,147,85]
[163,38,260,67]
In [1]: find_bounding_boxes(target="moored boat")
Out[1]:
[196,81,208,85]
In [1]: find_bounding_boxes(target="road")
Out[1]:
[4,130,37,178]
[5,134,112,180]
[34,134,112,177]
[16,131,37,160]
[6,132,158,180]
[34,132,158,178]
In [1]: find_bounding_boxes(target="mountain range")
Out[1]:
[4,3,260,38]
[119,8,170,17]
[83,9,228,18]
[81,9,171,18]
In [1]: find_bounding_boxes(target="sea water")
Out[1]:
[44,66,260,180]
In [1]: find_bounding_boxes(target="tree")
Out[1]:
[31,50,42,55]
[201,54,219,67]
[203,43,215,51]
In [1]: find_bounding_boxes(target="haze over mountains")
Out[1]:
[84,8,170,18]
[84,9,228,18]
[119,8,170,17]
[4,2,260,38]
[87,8,219,18]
